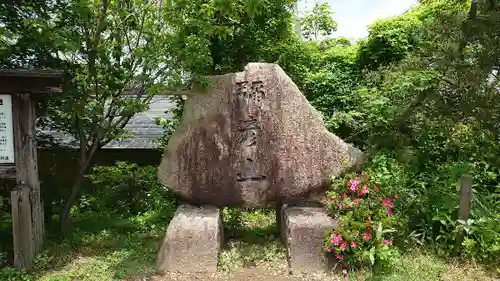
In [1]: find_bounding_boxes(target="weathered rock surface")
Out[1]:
[156,204,223,273]
[158,63,362,207]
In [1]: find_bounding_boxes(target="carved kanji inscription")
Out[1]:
[233,81,267,182]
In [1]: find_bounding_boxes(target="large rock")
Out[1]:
[159,63,362,207]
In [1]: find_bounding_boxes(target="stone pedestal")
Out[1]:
[279,205,337,274]
[156,204,223,273]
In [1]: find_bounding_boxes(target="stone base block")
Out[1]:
[280,205,337,274]
[156,204,223,273]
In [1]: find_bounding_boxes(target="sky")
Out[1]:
[305,0,420,39]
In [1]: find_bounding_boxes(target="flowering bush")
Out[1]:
[323,172,399,271]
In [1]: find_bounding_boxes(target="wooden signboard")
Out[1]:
[0,94,15,179]
[0,69,63,270]
[0,95,15,164]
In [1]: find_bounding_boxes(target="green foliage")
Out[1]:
[0,0,66,69]
[357,14,420,70]
[299,3,338,41]
[33,251,54,272]
[37,210,169,281]
[260,37,321,89]
[84,162,177,217]
[305,1,500,272]
[0,207,13,260]
[41,0,179,149]
[155,96,185,149]
[0,267,33,281]
[155,0,300,149]
[0,252,5,268]
[0,252,53,280]
[0,0,194,228]
[220,209,284,271]
[356,0,468,71]
[324,172,400,271]
[2,0,500,277]
[304,64,358,135]
[166,0,297,74]
[223,208,246,237]
[319,37,353,49]
[31,161,179,280]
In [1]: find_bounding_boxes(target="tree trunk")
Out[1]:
[60,138,101,233]
[44,196,53,225]
[59,165,86,233]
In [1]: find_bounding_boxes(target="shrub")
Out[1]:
[82,162,177,216]
[0,267,33,281]
[323,171,399,271]
[330,152,500,273]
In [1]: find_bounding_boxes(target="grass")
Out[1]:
[35,208,173,281]
[350,251,498,281]
[1,207,498,281]
[219,208,285,271]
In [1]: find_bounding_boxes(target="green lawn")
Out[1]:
[10,208,497,281]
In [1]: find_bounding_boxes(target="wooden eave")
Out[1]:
[0,69,64,94]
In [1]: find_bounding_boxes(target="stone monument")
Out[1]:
[156,63,362,274]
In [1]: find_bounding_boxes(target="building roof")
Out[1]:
[104,95,176,149]
[0,69,173,150]
[0,69,63,78]
[41,95,176,149]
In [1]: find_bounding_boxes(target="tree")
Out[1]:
[154,0,301,148]
[312,0,500,264]
[164,0,297,74]
[299,2,337,41]
[2,0,301,231]
[356,12,421,71]
[319,37,352,50]
[0,0,63,69]
[31,0,185,231]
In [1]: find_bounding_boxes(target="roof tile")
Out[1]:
[41,95,175,149]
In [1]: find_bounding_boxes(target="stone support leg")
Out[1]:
[156,204,223,273]
[279,205,337,274]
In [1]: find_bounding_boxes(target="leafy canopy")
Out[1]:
[299,3,338,41]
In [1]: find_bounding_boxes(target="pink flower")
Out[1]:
[338,203,344,209]
[331,233,343,246]
[348,179,360,192]
[394,194,399,199]
[386,207,392,216]
[383,239,393,246]
[350,241,357,248]
[362,232,371,241]
[360,185,369,195]
[367,216,372,221]
[335,254,344,260]
[353,199,359,205]
[372,225,377,231]
[381,197,394,208]
[343,193,349,199]
[340,241,347,251]
[326,246,333,252]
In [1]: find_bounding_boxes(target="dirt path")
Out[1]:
[147,259,342,281]
[149,269,341,281]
